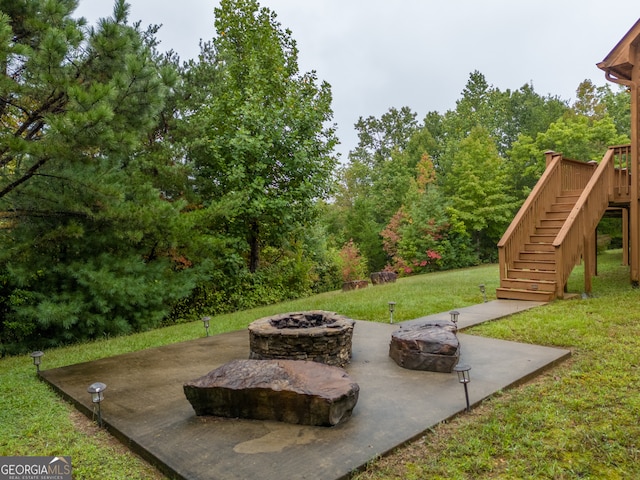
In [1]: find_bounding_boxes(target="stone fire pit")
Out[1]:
[248,311,355,367]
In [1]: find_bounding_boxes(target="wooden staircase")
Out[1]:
[496,191,580,301]
[497,146,632,302]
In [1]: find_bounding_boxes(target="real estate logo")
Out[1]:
[0,456,71,480]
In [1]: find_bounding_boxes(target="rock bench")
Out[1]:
[388,320,459,372]
[183,359,360,426]
[370,271,397,285]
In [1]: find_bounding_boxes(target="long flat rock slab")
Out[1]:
[184,359,359,426]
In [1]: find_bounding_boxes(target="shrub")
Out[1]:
[338,240,369,282]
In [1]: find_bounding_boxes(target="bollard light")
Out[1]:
[388,302,396,324]
[30,351,44,373]
[479,284,488,303]
[87,382,107,427]
[449,310,459,327]
[453,364,471,412]
[202,316,211,337]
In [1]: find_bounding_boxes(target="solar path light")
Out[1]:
[30,351,44,374]
[479,284,488,303]
[87,382,107,427]
[449,310,459,327]
[453,364,471,412]
[202,316,211,337]
[388,301,396,324]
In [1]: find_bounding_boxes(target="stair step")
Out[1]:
[512,260,556,271]
[545,211,570,220]
[500,278,556,292]
[508,268,556,281]
[553,198,578,209]
[519,251,555,261]
[524,243,554,252]
[559,189,582,198]
[535,226,561,235]
[530,234,557,243]
[549,203,574,213]
[539,219,565,228]
[496,288,555,302]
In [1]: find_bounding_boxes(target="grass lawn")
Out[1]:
[1,250,639,478]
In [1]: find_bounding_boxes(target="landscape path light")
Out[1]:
[479,284,488,303]
[30,351,44,374]
[87,382,107,427]
[453,364,471,412]
[202,316,211,337]
[449,310,459,328]
[388,301,396,324]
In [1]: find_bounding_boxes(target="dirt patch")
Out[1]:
[68,409,166,479]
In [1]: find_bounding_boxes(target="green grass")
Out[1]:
[354,251,640,479]
[2,252,639,478]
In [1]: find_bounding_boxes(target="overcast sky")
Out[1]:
[76,1,640,158]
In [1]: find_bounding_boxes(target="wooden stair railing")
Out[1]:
[498,151,563,286]
[497,152,592,301]
[497,190,582,301]
[552,147,622,297]
[496,148,627,301]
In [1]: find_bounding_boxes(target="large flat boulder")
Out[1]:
[183,359,359,426]
[389,320,459,372]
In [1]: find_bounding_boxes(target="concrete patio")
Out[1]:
[39,300,569,480]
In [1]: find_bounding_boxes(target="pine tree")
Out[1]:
[0,1,196,352]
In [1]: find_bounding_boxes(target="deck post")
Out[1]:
[545,150,556,167]
[584,232,594,295]
[623,207,629,265]
[555,245,564,299]
[631,53,640,286]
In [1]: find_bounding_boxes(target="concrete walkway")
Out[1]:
[40,300,568,480]
[403,299,548,330]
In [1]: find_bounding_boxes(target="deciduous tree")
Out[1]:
[180,0,337,273]
[444,126,515,259]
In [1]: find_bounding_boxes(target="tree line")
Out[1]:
[326,73,630,274]
[0,0,630,353]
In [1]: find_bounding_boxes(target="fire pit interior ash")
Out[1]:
[248,311,355,367]
[269,312,338,329]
